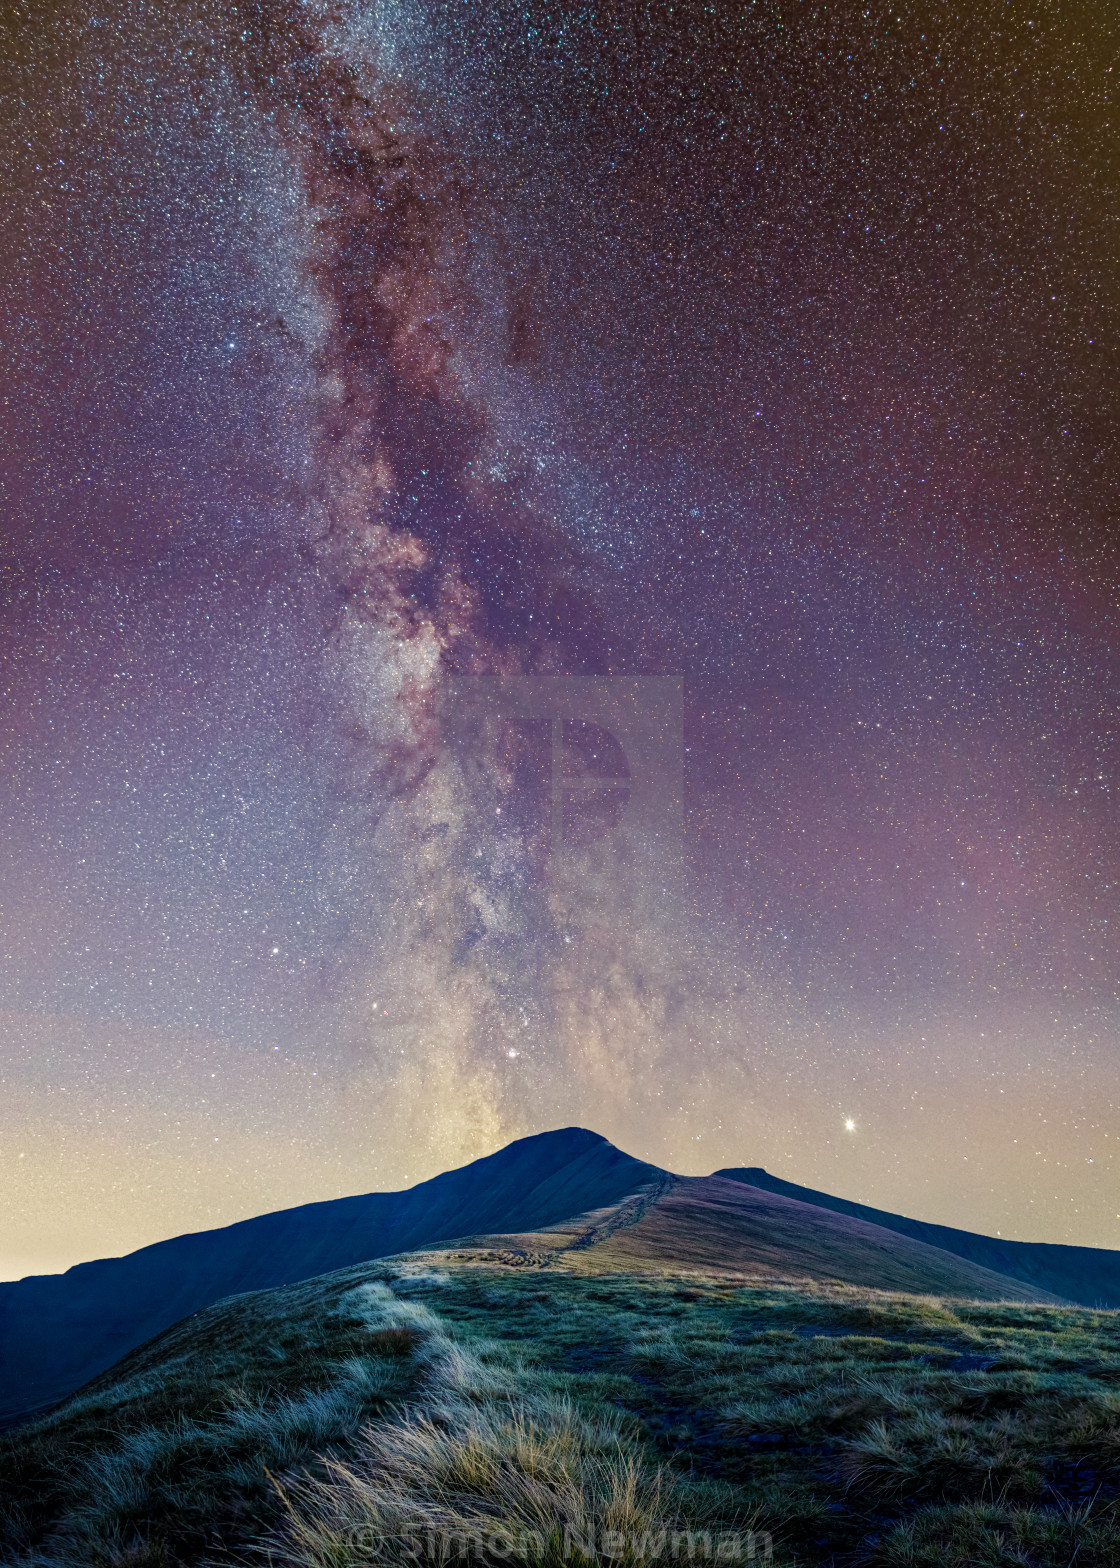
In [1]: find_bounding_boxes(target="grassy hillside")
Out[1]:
[547,1176,1069,1302]
[10,1133,1108,1433]
[2,1249,1120,1567]
[0,1128,658,1426]
[717,1167,1120,1308]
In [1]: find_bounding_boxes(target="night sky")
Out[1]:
[2,0,1118,1279]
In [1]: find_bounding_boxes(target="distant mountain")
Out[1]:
[718,1166,1120,1308]
[554,1175,1068,1302]
[7,1130,1120,1432]
[0,1128,657,1427]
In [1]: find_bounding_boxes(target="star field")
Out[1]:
[1,0,1118,1277]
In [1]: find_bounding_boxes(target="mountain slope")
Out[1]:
[468,1175,1068,1302]
[8,1129,1118,1431]
[6,1234,1120,1567]
[718,1166,1120,1308]
[0,1127,657,1426]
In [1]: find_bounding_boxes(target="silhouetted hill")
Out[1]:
[0,1127,657,1426]
[718,1166,1120,1308]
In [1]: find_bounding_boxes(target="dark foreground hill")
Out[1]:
[4,1239,1120,1567]
[0,1127,657,1427]
[719,1165,1120,1309]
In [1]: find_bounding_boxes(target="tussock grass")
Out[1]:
[874,1497,1120,1567]
[3,1262,1120,1567]
[267,1334,737,1568]
[0,1268,426,1566]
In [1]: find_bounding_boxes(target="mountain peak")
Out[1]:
[0,1126,659,1426]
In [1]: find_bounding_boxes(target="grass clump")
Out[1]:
[364,1328,423,1358]
[268,1333,740,1568]
[874,1497,1120,1567]
[0,1272,427,1566]
[3,1261,1120,1567]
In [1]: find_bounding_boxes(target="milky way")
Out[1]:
[1,0,1118,1276]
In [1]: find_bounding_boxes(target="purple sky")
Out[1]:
[2,0,1118,1276]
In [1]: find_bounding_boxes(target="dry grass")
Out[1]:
[0,1273,430,1567]
[265,1322,740,1568]
[2,1262,1120,1567]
